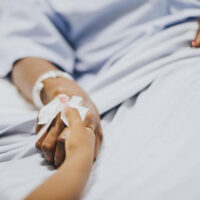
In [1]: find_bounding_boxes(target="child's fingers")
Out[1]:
[191,20,200,48]
[64,106,85,131]
[195,31,200,47]
[193,32,200,47]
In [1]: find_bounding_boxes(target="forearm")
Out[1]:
[12,57,57,103]
[12,57,90,106]
[25,152,93,200]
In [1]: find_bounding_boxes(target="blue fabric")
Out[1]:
[0,0,200,77]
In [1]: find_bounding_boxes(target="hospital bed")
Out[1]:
[1,1,200,200]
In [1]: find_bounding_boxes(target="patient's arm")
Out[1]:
[12,57,102,167]
[25,107,95,200]
[191,20,200,48]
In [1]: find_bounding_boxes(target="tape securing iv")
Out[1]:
[38,94,89,127]
[32,70,74,109]
[10,94,89,164]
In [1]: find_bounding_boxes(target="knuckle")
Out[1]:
[84,112,93,122]
[45,153,53,164]
[41,143,54,163]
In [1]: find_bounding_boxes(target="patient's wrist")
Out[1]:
[40,77,69,104]
[63,150,93,168]
[40,76,89,105]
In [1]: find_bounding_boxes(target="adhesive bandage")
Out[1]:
[38,94,89,127]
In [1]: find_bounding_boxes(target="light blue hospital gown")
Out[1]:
[1,1,200,200]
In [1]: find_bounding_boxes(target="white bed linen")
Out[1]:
[1,56,200,200]
[1,1,200,199]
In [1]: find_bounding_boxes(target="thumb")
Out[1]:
[64,106,85,131]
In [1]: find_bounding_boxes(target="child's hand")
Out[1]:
[191,20,200,48]
[26,106,97,200]
[35,93,103,168]
[63,106,96,163]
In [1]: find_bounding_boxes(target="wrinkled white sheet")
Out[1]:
[1,1,200,199]
[1,55,200,200]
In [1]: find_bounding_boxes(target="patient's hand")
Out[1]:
[35,77,103,167]
[191,20,200,48]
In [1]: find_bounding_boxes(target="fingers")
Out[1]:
[84,109,97,130]
[191,20,200,48]
[54,128,69,168]
[41,113,65,164]
[36,105,101,166]
[36,106,85,166]
[64,106,84,131]
[195,31,200,47]
[54,140,65,168]
[35,129,49,151]
[35,116,48,150]
[64,106,97,159]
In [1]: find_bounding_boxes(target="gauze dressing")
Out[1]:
[4,94,89,170]
[38,94,89,127]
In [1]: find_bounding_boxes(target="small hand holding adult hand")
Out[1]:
[63,106,96,163]
[25,106,96,200]
[35,97,103,168]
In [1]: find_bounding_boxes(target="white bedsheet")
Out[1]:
[1,2,200,198]
[1,56,200,200]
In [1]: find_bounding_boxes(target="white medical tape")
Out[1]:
[32,70,74,109]
[60,96,89,126]
[38,94,89,127]
[1,94,89,173]
[37,95,68,125]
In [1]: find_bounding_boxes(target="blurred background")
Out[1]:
[0,1,2,17]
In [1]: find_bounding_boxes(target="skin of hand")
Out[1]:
[12,57,103,168]
[25,107,95,200]
[64,106,96,161]
[36,93,102,167]
[191,20,200,48]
